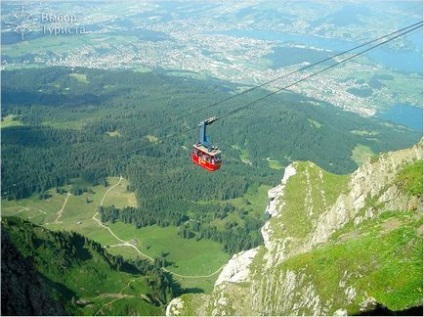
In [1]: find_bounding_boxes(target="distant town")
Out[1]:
[1,1,422,116]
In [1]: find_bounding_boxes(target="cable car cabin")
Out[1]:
[192,116,222,172]
[191,144,222,172]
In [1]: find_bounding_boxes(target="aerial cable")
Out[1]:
[4,18,422,152]
[97,18,423,159]
[135,21,424,140]
[111,21,424,154]
[3,21,422,193]
[219,21,423,120]
[14,21,424,148]
[2,21,422,194]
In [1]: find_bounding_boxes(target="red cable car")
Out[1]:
[191,117,222,172]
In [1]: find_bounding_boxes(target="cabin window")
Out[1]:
[214,153,222,162]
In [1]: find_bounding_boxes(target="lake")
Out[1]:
[378,104,423,131]
[218,29,423,74]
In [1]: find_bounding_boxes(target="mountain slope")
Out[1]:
[167,141,423,316]
[1,228,67,316]
[1,217,170,316]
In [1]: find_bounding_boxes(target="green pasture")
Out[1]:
[1,176,231,293]
[105,222,229,293]
[232,145,251,164]
[106,130,122,137]
[229,184,271,217]
[351,143,375,166]
[69,73,89,84]
[308,118,323,129]
[1,189,66,225]
[1,176,121,231]
[1,115,24,129]
[267,157,284,170]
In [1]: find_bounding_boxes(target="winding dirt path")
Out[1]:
[54,192,71,224]
[92,177,154,261]
[162,264,226,279]
[92,177,224,279]
[94,275,144,316]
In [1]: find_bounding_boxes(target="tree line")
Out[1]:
[98,202,264,254]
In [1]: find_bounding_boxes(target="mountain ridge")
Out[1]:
[167,140,423,316]
[1,227,68,316]
[1,217,173,316]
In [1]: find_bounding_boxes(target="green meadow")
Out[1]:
[1,176,231,293]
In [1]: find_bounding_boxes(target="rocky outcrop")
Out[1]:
[306,141,423,250]
[261,164,297,268]
[170,141,423,316]
[215,248,259,286]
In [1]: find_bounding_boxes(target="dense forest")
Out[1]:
[98,203,263,254]
[1,216,180,315]
[1,67,421,254]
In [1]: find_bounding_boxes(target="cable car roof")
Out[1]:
[193,144,222,156]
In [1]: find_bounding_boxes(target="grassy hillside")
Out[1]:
[251,156,423,315]
[279,209,423,314]
[177,147,423,316]
[1,227,67,316]
[268,161,350,240]
[1,217,168,316]
[397,160,423,196]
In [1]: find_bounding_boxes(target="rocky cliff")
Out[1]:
[167,141,423,316]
